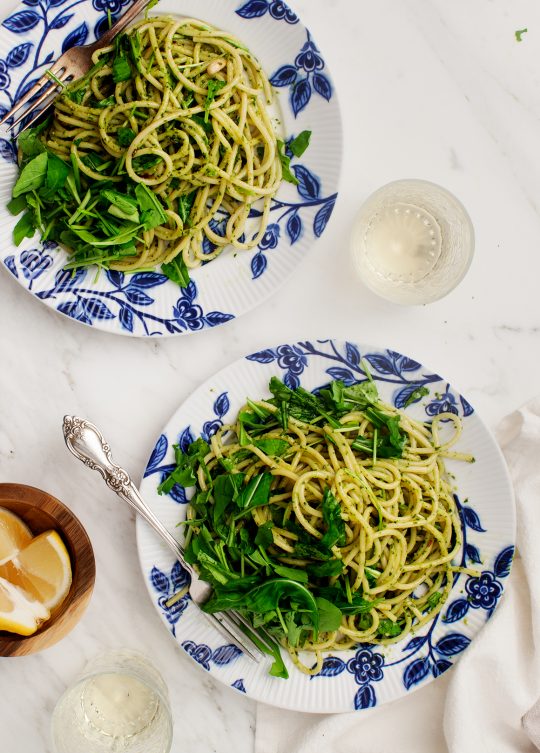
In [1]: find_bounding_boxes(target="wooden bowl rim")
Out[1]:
[0,482,96,655]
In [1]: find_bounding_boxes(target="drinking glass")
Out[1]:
[350,179,474,304]
[50,649,173,753]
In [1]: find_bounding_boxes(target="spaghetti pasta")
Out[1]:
[39,16,281,277]
[163,377,475,678]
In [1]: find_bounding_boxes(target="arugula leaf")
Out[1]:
[235,472,273,512]
[158,438,210,494]
[190,114,213,134]
[162,256,191,288]
[117,127,136,147]
[268,377,340,429]
[289,130,311,158]
[13,211,36,245]
[425,591,442,611]
[252,438,289,456]
[307,559,344,578]
[276,139,298,185]
[213,472,245,527]
[254,521,274,549]
[316,597,342,632]
[7,195,27,216]
[134,183,167,230]
[95,95,116,108]
[102,189,140,223]
[320,488,346,549]
[17,124,47,159]
[132,153,163,171]
[45,153,69,192]
[112,35,132,83]
[377,618,402,637]
[403,386,429,407]
[273,565,308,583]
[204,79,226,122]
[178,190,197,224]
[12,152,48,197]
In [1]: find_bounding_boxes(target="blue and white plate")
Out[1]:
[137,339,515,712]
[0,0,341,336]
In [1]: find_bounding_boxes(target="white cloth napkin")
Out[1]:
[255,400,540,753]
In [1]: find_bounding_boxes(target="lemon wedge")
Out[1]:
[0,507,33,565]
[1,531,72,612]
[0,577,50,635]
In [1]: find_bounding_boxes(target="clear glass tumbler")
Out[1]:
[350,179,475,304]
[50,649,173,753]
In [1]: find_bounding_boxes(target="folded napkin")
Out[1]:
[255,400,540,753]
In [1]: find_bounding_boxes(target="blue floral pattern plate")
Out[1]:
[136,339,515,712]
[0,0,341,336]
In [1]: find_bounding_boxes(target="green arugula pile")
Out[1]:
[159,376,420,678]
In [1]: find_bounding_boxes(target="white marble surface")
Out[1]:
[1,0,540,751]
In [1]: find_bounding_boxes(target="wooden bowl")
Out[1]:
[0,483,95,656]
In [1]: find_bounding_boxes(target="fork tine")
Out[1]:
[8,69,71,133]
[227,611,278,653]
[0,62,66,128]
[209,612,262,661]
[15,91,59,135]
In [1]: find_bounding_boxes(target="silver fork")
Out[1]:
[0,0,150,133]
[62,416,268,662]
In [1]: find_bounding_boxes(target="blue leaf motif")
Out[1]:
[269,64,297,87]
[5,256,18,278]
[435,633,471,656]
[466,543,482,565]
[212,644,242,665]
[168,483,187,504]
[83,297,114,321]
[124,287,154,306]
[403,657,430,690]
[284,371,300,389]
[106,269,124,288]
[317,656,346,678]
[231,679,246,693]
[170,560,190,590]
[403,636,427,652]
[247,349,275,364]
[326,367,355,384]
[293,165,320,200]
[49,0,71,6]
[214,392,230,418]
[344,342,360,367]
[22,0,39,5]
[62,23,89,53]
[236,0,268,19]
[6,42,33,68]
[182,641,212,670]
[462,506,486,533]
[205,311,234,327]
[3,11,40,33]
[54,267,86,292]
[129,271,168,288]
[443,598,470,624]
[146,434,168,474]
[364,353,394,376]
[394,383,426,409]
[432,659,452,678]
[286,211,302,244]
[460,395,474,416]
[49,14,73,29]
[251,252,267,279]
[119,305,133,332]
[400,357,421,372]
[183,280,197,302]
[354,684,376,709]
[150,566,169,594]
[178,427,195,453]
[313,199,335,237]
[57,300,91,324]
[312,72,332,101]
[494,546,514,578]
[291,78,311,116]
[0,139,16,164]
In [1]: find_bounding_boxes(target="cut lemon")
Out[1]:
[0,577,50,636]
[4,530,72,612]
[0,507,33,565]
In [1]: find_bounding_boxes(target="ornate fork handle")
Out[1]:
[62,416,189,569]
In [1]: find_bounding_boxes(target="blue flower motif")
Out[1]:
[425,388,459,417]
[276,344,307,375]
[259,223,280,250]
[269,0,298,23]
[20,248,52,282]
[466,572,503,611]
[92,0,128,12]
[294,40,324,73]
[0,61,11,91]
[346,648,384,685]
[173,298,205,331]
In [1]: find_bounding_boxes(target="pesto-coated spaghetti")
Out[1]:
[161,377,475,678]
[12,16,283,285]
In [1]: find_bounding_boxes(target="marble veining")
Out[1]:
[2,0,540,751]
